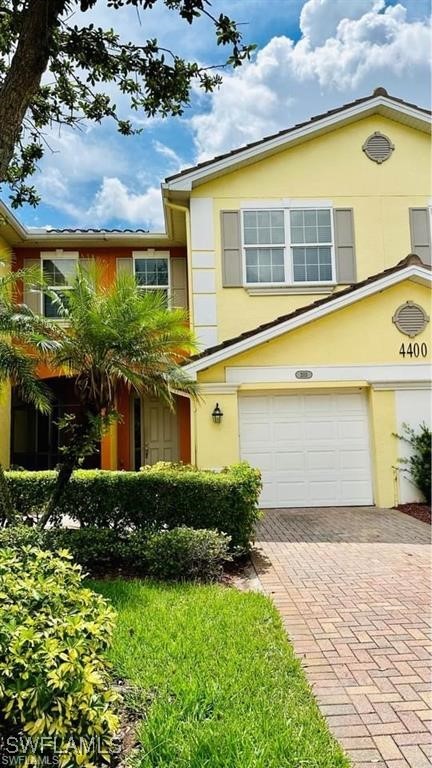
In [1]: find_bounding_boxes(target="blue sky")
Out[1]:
[8,0,432,232]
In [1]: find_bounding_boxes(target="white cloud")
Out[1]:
[88,177,164,230]
[190,0,431,162]
[299,0,384,46]
[153,141,184,170]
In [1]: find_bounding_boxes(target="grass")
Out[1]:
[91,579,350,768]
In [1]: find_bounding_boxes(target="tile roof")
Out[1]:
[166,88,431,183]
[188,254,429,364]
[43,227,150,234]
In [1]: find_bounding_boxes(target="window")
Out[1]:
[242,208,334,286]
[134,255,170,304]
[290,209,333,283]
[42,256,78,317]
[243,210,285,284]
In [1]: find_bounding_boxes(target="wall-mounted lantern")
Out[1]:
[211,403,223,424]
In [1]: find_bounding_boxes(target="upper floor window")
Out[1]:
[242,208,334,286]
[134,254,170,305]
[42,254,78,317]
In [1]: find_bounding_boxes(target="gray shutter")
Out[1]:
[116,257,133,276]
[221,210,242,287]
[409,208,431,265]
[170,257,187,309]
[334,208,356,283]
[23,258,41,314]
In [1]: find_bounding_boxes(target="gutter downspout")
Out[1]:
[164,200,198,467]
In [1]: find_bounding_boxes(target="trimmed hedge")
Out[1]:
[0,525,231,581]
[6,462,262,551]
[0,546,118,766]
[145,527,231,582]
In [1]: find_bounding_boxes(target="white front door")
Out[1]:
[239,392,373,508]
[137,398,178,466]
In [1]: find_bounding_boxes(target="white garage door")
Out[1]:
[239,392,373,508]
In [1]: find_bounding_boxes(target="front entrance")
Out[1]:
[10,378,100,470]
[132,396,179,469]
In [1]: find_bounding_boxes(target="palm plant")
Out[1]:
[36,264,198,528]
[0,266,52,526]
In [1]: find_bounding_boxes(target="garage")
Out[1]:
[239,392,374,508]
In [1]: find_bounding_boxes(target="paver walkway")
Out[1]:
[252,507,431,768]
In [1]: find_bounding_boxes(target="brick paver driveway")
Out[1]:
[252,507,431,768]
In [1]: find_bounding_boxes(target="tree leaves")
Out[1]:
[0,0,255,207]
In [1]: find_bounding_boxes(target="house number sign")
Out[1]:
[399,342,428,359]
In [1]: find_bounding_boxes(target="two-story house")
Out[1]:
[0,87,431,509]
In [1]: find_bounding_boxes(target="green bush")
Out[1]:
[0,546,119,767]
[45,527,150,573]
[0,526,230,582]
[46,526,127,571]
[0,524,44,550]
[395,422,431,503]
[6,462,262,551]
[145,527,231,582]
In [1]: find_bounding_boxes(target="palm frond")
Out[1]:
[0,341,51,413]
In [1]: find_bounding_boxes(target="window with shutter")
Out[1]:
[240,207,339,286]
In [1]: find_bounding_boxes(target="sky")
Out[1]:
[8,0,432,232]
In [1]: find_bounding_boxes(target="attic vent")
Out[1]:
[362,132,394,163]
[392,302,429,337]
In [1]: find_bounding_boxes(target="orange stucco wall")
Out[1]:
[11,246,190,470]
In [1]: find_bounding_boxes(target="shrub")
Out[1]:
[45,526,127,572]
[0,546,119,767]
[0,524,44,550]
[145,527,231,582]
[395,422,431,503]
[6,462,262,551]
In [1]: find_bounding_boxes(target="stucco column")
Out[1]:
[193,386,239,469]
[100,420,118,470]
[368,387,398,508]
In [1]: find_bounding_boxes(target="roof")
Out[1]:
[37,227,150,234]
[185,255,431,373]
[0,200,177,248]
[165,88,431,190]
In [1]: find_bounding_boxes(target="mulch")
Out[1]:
[395,503,431,525]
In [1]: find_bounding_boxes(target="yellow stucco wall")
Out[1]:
[0,235,11,468]
[368,388,398,508]
[192,392,239,470]
[198,281,431,382]
[193,279,431,507]
[192,115,431,342]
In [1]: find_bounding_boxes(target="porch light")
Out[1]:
[212,403,223,424]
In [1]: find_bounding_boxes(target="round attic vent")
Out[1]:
[362,132,394,164]
[392,302,429,337]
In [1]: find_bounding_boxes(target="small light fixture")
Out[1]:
[212,402,223,424]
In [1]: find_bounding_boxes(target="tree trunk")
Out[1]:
[38,410,100,529]
[0,462,16,527]
[0,0,68,181]
[38,457,75,529]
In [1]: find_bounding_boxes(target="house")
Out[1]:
[0,87,430,509]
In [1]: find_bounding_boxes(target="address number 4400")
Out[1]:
[399,342,428,358]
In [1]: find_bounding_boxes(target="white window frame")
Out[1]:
[40,250,79,318]
[288,208,336,286]
[241,207,336,288]
[132,250,171,306]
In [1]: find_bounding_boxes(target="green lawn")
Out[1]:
[92,580,350,768]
